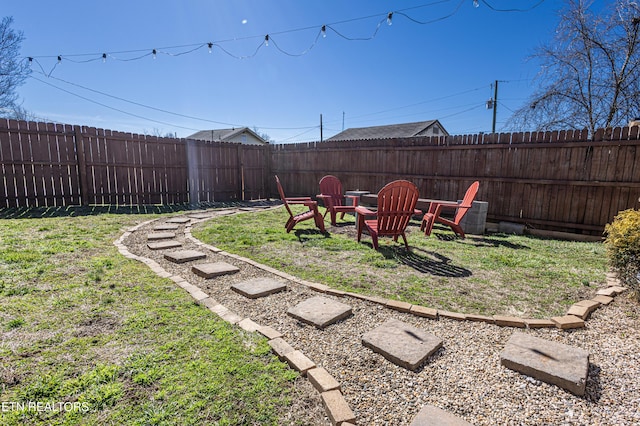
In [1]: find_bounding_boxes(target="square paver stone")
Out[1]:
[192,262,240,279]
[188,213,214,219]
[500,332,590,396]
[164,250,207,264]
[153,224,180,231]
[166,217,190,224]
[410,405,473,426]
[147,232,176,240]
[361,318,443,371]
[287,296,352,329]
[231,278,287,299]
[147,240,183,250]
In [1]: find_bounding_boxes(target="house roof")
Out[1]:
[187,127,267,144]
[327,120,448,141]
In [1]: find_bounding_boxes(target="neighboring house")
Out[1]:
[188,127,268,145]
[327,120,448,141]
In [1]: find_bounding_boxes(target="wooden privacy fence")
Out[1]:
[0,119,268,208]
[271,127,640,236]
[3,118,640,235]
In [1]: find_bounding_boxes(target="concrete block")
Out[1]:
[385,299,413,312]
[268,337,295,359]
[493,315,527,328]
[362,318,442,371]
[192,262,240,279]
[287,296,352,329]
[551,315,585,329]
[321,390,356,426]
[307,367,341,393]
[410,305,438,319]
[500,332,590,396]
[410,404,473,426]
[283,350,316,375]
[164,250,207,264]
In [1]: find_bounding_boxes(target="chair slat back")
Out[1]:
[319,175,344,207]
[454,181,480,223]
[376,180,419,235]
[275,175,294,218]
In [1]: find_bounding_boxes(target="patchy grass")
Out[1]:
[193,206,608,318]
[0,214,302,425]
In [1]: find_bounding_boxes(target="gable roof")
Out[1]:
[187,127,268,144]
[327,120,448,141]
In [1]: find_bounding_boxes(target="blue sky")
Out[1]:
[5,0,569,142]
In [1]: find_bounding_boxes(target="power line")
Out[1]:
[28,75,202,132]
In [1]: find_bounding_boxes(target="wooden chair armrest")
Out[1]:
[355,206,376,216]
[427,200,459,214]
[286,197,313,204]
[345,195,360,205]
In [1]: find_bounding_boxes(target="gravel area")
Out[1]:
[121,206,640,426]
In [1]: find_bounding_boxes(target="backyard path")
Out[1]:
[116,204,640,426]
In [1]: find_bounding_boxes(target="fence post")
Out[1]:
[237,144,244,200]
[186,139,199,205]
[73,126,90,206]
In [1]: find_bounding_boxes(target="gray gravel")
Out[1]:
[121,207,640,426]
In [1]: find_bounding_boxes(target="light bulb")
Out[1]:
[57,55,62,63]
[387,12,393,25]
[208,42,213,53]
[473,0,479,8]
[102,53,107,63]
[264,35,269,47]
[152,49,157,59]
[321,25,326,38]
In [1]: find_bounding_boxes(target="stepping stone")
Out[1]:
[164,250,207,264]
[147,232,176,240]
[166,217,190,224]
[153,223,180,231]
[189,213,214,219]
[361,318,443,371]
[287,296,352,329]
[231,278,287,299]
[147,240,183,250]
[410,405,472,426]
[192,262,240,279]
[500,332,589,396]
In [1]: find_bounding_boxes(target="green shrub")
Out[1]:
[604,209,640,300]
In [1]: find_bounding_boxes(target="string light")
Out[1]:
[25,0,543,75]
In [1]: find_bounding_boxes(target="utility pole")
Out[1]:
[320,113,323,142]
[492,80,498,134]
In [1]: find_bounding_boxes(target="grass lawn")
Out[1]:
[0,213,302,425]
[193,206,608,318]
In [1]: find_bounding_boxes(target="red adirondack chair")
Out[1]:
[356,180,419,250]
[275,175,326,233]
[420,181,480,238]
[316,175,359,226]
